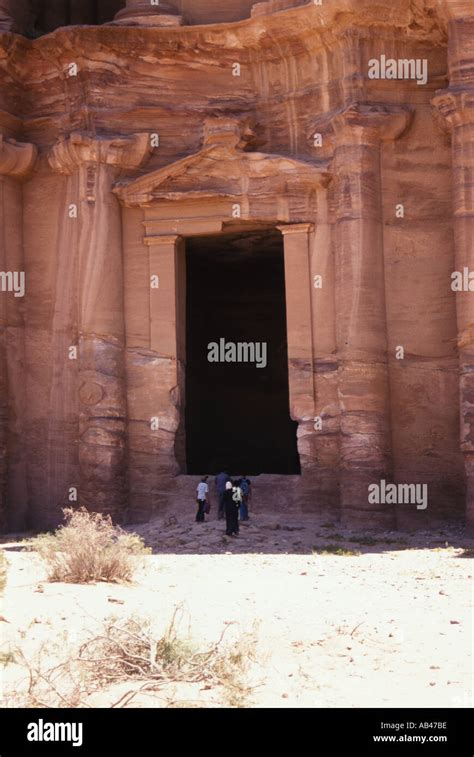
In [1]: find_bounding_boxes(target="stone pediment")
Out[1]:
[114,118,329,207]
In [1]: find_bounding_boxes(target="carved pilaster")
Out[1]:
[276,224,315,423]
[433,89,474,128]
[331,102,412,528]
[437,1,474,86]
[333,102,413,149]
[433,88,474,528]
[48,132,152,519]
[0,137,36,531]
[49,132,152,177]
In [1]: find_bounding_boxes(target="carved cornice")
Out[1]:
[115,153,330,207]
[114,121,329,207]
[48,132,153,175]
[144,234,182,246]
[0,135,36,179]
[332,102,414,145]
[277,223,314,235]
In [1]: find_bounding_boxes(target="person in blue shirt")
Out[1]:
[238,476,251,521]
[215,469,231,520]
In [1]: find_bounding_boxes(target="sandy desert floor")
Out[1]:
[1,511,473,708]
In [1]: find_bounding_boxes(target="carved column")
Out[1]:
[114,0,183,26]
[435,92,474,529]
[145,233,186,469]
[119,231,185,521]
[0,136,36,530]
[48,132,151,518]
[432,2,474,529]
[277,224,315,465]
[277,222,321,509]
[332,103,411,527]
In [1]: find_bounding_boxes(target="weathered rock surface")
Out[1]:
[0,0,472,531]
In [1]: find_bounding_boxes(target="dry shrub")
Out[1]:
[78,612,197,686]
[78,608,258,707]
[8,610,259,708]
[312,544,361,556]
[30,508,150,583]
[9,646,88,709]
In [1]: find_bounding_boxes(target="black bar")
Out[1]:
[0,708,472,755]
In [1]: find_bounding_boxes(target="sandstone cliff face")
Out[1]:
[0,0,471,531]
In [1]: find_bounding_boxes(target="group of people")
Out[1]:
[195,471,252,537]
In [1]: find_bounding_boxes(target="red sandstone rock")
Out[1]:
[0,0,471,532]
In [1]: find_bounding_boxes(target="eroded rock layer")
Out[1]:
[0,0,471,531]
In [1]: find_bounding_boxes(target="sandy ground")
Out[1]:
[0,511,473,708]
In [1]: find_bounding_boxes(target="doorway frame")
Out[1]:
[142,219,315,473]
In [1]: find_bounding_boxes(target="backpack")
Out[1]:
[232,486,242,505]
[239,479,250,496]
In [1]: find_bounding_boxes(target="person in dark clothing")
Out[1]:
[215,469,231,520]
[238,475,251,521]
[223,480,240,537]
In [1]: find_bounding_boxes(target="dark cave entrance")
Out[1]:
[31,1,125,34]
[185,229,300,476]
